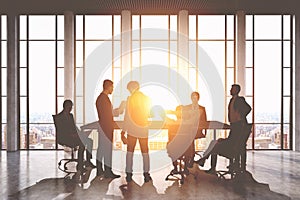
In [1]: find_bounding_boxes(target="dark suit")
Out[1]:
[95,92,115,173]
[56,111,93,170]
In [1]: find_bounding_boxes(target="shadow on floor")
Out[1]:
[9,167,291,200]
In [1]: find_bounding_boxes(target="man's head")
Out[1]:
[103,79,114,94]
[127,81,140,94]
[230,84,241,96]
[191,91,200,104]
[63,99,73,113]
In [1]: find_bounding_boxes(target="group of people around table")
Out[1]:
[57,79,251,183]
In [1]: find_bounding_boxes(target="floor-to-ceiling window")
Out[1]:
[19,15,64,149]
[246,15,294,149]
[0,15,7,149]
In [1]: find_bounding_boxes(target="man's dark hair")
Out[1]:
[191,91,200,100]
[232,84,241,93]
[103,79,114,90]
[63,99,73,108]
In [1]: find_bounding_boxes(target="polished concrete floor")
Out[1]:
[1,150,300,200]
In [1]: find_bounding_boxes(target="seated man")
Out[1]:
[197,84,251,174]
[56,100,95,173]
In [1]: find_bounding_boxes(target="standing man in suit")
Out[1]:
[196,84,251,173]
[56,100,94,173]
[96,79,125,178]
[121,81,152,183]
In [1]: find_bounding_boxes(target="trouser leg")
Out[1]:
[139,137,150,173]
[126,135,137,173]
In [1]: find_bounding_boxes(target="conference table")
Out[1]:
[81,120,230,140]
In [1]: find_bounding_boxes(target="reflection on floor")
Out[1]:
[1,150,300,199]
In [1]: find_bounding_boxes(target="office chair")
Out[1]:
[52,114,79,178]
[216,123,252,179]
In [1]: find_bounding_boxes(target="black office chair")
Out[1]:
[216,123,252,179]
[52,114,79,177]
[165,124,197,184]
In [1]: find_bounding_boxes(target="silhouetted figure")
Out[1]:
[166,91,207,175]
[197,84,251,174]
[95,79,125,179]
[56,100,94,173]
[121,81,152,183]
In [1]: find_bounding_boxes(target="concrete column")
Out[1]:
[178,10,190,104]
[295,12,300,151]
[236,11,246,96]
[64,11,74,101]
[7,13,19,151]
[121,10,131,87]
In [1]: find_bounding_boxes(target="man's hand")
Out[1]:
[121,130,127,144]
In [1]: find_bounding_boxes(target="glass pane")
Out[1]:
[57,97,64,113]
[29,124,56,149]
[114,41,121,67]
[20,15,27,40]
[113,15,121,40]
[29,15,56,40]
[20,41,27,67]
[254,15,282,40]
[198,15,225,40]
[283,68,291,96]
[76,15,83,40]
[189,15,196,40]
[141,15,168,40]
[1,15,7,40]
[246,41,253,67]
[254,41,281,123]
[283,15,291,40]
[141,41,168,66]
[76,41,83,67]
[1,68,6,95]
[170,42,177,67]
[226,68,234,96]
[1,41,7,67]
[170,15,177,40]
[113,67,121,87]
[132,15,140,41]
[198,41,225,84]
[246,15,253,40]
[20,124,27,149]
[226,15,234,40]
[189,67,197,91]
[75,68,83,96]
[254,124,281,149]
[57,68,64,96]
[57,15,64,40]
[283,97,290,123]
[85,15,112,40]
[2,124,7,149]
[75,97,83,124]
[132,41,140,67]
[226,41,234,67]
[29,41,56,123]
[1,97,6,123]
[245,68,253,96]
[189,41,196,66]
[20,97,27,123]
[20,68,27,96]
[57,41,64,67]
[284,41,291,67]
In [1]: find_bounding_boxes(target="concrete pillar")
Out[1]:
[236,11,246,96]
[121,10,131,87]
[178,10,190,104]
[64,11,74,101]
[7,13,19,151]
[295,12,300,151]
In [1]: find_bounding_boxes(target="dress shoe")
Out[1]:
[126,172,133,182]
[104,171,121,179]
[197,158,206,167]
[85,161,96,169]
[143,172,152,183]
